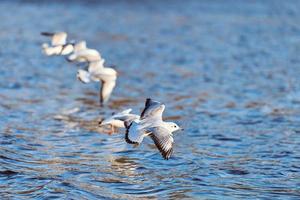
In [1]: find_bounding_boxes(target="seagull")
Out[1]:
[125,98,183,160]
[99,108,139,133]
[77,58,117,106]
[41,32,74,56]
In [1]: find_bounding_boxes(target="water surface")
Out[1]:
[1,0,300,199]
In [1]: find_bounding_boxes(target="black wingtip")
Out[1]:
[162,148,173,160]
[140,98,152,118]
[124,121,130,129]
[124,122,139,144]
[150,133,173,160]
[41,32,54,36]
[145,98,152,106]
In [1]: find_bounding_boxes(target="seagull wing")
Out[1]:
[148,126,174,160]
[74,41,87,53]
[114,114,139,124]
[121,108,132,115]
[104,109,132,123]
[101,109,135,126]
[51,32,67,46]
[140,98,165,121]
[71,49,101,62]
[100,79,116,105]
[77,69,91,83]
[125,120,145,144]
[111,109,132,118]
[60,44,74,55]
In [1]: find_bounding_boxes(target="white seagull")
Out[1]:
[125,98,183,160]
[77,58,117,106]
[41,32,74,56]
[99,108,139,133]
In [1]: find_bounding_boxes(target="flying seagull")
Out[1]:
[99,108,139,133]
[125,98,183,160]
[77,58,117,106]
[41,32,74,56]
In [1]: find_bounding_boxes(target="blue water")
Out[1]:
[1,0,300,199]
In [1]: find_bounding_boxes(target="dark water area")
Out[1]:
[1,0,300,199]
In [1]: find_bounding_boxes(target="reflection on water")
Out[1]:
[1,0,300,199]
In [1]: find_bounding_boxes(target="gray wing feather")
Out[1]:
[114,114,138,123]
[140,98,165,121]
[125,121,145,144]
[149,126,174,160]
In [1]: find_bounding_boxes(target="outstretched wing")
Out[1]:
[101,108,133,125]
[114,114,139,125]
[41,32,67,46]
[149,126,174,160]
[120,108,132,115]
[100,79,116,105]
[51,32,67,46]
[125,121,145,144]
[140,98,165,121]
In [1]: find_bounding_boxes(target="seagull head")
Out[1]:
[98,118,113,127]
[165,122,183,133]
